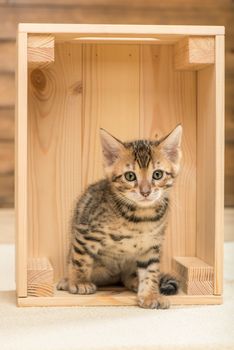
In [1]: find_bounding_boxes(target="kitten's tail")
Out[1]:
[159,273,180,295]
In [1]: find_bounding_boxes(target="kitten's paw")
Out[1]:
[68,282,97,295]
[137,293,170,309]
[57,277,68,291]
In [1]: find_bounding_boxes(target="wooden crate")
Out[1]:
[16,24,224,307]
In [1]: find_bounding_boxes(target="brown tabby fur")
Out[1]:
[57,125,182,309]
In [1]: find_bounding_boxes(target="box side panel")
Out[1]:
[140,45,197,272]
[28,43,83,280]
[214,35,224,295]
[197,65,215,267]
[81,44,140,187]
[18,24,225,36]
[17,290,222,307]
[16,32,28,297]
[28,43,140,281]
[197,35,224,295]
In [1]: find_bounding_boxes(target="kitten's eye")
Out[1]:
[124,171,137,182]
[152,170,164,180]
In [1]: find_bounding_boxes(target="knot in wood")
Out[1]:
[31,69,46,90]
[72,81,83,95]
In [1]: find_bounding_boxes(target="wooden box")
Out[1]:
[16,24,224,307]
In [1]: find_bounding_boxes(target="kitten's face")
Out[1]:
[100,126,182,207]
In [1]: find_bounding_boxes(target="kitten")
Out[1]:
[57,125,182,309]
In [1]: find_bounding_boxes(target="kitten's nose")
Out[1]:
[140,190,151,197]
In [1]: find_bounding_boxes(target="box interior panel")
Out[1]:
[81,44,140,187]
[139,45,197,271]
[28,42,198,281]
[28,43,83,279]
[197,65,216,267]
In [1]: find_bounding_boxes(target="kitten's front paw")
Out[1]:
[57,277,68,291]
[68,282,97,295]
[137,293,170,309]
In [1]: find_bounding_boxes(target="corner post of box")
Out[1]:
[174,36,215,71]
[27,34,55,67]
[214,34,225,295]
[16,28,28,298]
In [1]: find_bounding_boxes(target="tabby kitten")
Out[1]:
[57,125,182,309]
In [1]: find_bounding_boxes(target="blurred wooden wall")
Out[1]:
[0,0,233,208]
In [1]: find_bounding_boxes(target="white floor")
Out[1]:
[0,242,234,350]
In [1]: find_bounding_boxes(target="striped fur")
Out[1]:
[57,126,182,309]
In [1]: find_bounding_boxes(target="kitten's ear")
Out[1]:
[159,125,182,163]
[100,129,124,166]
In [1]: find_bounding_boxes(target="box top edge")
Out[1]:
[18,23,225,35]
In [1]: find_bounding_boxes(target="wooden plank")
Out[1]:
[196,35,225,296]
[0,108,14,141]
[173,257,214,295]
[28,43,83,281]
[0,74,15,107]
[174,36,215,70]
[27,258,54,297]
[19,24,225,36]
[214,35,225,295]
[140,45,197,272]
[82,44,140,188]
[28,34,55,65]
[197,66,216,268]
[17,290,222,307]
[0,142,14,176]
[0,41,16,73]
[15,32,28,297]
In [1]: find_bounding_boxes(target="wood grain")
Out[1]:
[173,257,214,295]
[82,44,140,188]
[28,34,55,65]
[174,36,215,70]
[140,45,197,272]
[15,31,28,297]
[28,43,83,280]
[27,257,54,297]
[214,35,225,295]
[196,35,225,296]
[197,66,216,268]
[17,289,222,307]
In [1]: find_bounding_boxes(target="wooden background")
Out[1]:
[0,0,233,208]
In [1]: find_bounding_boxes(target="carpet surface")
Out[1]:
[0,243,234,350]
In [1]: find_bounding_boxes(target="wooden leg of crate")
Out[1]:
[173,257,214,295]
[174,36,215,70]
[27,258,54,297]
[28,34,55,67]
